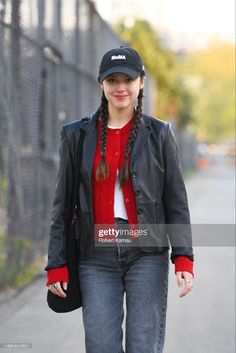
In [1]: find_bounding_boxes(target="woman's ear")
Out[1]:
[140,76,146,89]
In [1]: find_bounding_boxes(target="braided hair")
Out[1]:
[95,85,144,187]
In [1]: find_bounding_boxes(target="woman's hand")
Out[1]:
[47,281,68,298]
[176,271,194,298]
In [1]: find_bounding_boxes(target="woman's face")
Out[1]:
[101,73,145,112]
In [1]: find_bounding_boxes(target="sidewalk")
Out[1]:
[0,158,235,353]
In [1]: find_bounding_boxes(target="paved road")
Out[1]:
[164,156,235,353]
[0,156,235,353]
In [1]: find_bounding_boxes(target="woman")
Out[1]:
[45,46,194,353]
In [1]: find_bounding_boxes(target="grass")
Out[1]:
[0,233,43,291]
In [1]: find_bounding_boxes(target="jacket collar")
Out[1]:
[80,108,151,133]
[81,108,152,179]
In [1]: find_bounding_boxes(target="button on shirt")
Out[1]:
[92,116,139,226]
[46,116,195,286]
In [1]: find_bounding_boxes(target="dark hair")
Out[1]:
[95,85,144,187]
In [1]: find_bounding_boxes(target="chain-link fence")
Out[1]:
[0,0,196,286]
[0,0,156,285]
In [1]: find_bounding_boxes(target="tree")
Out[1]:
[114,19,195,128]
[177,42,235,142]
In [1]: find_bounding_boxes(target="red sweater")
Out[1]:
[46,116,194,285]
[92,116,138,226]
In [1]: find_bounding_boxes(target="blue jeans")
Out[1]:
[78,218,169,353]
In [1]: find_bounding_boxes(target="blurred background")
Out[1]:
[0,1,235,353]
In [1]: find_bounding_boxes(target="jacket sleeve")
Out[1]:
[163,123,194,264]
[44,126,74,271]
[174,256,194,278]
[46,265,69,286]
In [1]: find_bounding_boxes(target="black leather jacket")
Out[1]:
[44,109,194,271]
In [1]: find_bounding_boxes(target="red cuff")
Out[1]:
[46,266,69,286]
[174,256,194,278]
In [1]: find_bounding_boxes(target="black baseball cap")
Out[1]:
[97,46,145,83]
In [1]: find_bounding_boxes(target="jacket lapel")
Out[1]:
[81,109,151,179]
[131,115,151,167]
[81,110,99,180]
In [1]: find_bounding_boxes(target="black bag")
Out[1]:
[47,128,85,313]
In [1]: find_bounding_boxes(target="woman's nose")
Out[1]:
[116,83,126,91]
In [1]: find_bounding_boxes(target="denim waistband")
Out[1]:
[114,217,129,224]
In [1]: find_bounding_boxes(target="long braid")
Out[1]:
[95,87,144,185]
[118,88,144,187]
[95,91,109,181]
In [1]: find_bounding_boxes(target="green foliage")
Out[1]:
[0,233,36,288]
[115,20,174,89]
[0,176,8,208]
[0,233,5,265]
[114,20,234,141]
[182,166,198,179]
[177,42,235,142]
[114,19,195,127]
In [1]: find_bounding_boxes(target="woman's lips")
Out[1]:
[114,95,128,100]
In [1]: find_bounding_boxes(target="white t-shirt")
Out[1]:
[107,123,128,220]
